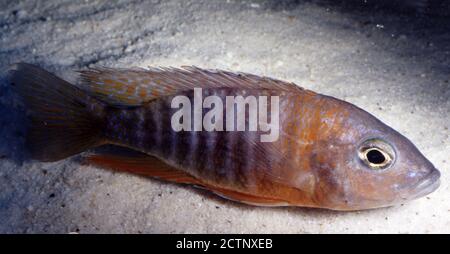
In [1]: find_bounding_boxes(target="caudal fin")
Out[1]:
[10,63,106,162]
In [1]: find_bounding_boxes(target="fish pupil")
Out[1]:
[366,149,385,164]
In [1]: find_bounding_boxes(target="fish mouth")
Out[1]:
[410,169,441,199]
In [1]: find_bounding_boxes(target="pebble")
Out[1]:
[16,10,28,19]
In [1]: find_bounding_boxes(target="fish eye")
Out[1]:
[358,139,395,170]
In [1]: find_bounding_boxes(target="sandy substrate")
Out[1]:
[0,0,449,233]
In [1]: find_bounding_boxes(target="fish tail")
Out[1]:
[10,63,107,162]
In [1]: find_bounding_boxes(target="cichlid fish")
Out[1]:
[10,63,440,211]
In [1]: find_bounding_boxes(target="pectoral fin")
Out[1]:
[206,187,289,206]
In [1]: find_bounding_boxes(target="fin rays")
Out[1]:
[78,66,310,107]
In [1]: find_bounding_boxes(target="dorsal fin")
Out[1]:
[78,66,308,107]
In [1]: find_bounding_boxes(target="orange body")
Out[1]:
[10,63,440,210]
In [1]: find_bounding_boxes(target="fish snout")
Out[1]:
[408,168,441,199]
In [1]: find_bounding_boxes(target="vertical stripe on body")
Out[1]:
[108,88,283,190]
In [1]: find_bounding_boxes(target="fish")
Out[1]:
[9,63,440,211]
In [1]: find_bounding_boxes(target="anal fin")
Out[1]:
[86,152,288,206]
[86,153,201,185]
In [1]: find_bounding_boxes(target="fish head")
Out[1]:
[310,99,440,210]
